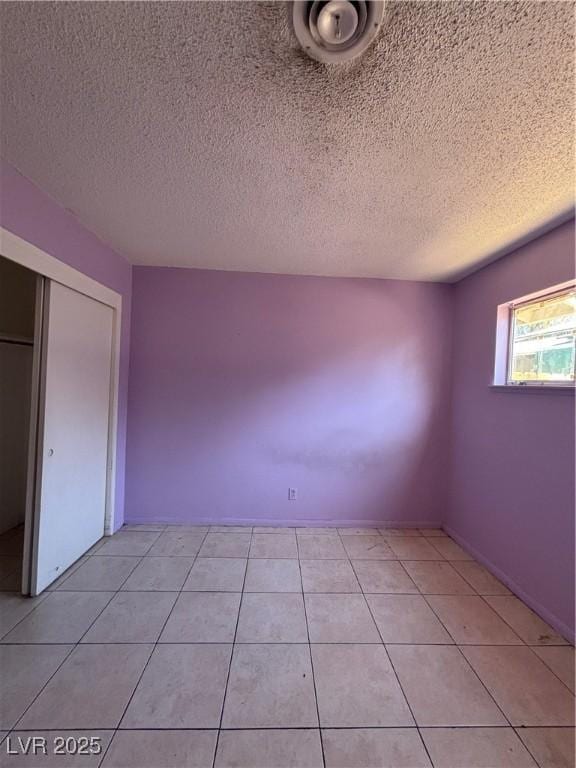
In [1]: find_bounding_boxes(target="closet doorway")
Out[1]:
[0,231,121,596]
[0,257,36,593]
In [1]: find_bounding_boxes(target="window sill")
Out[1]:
[491,384,575,395]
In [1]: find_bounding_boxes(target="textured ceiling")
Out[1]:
[0,1,574,281]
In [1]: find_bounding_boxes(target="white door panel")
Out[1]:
[32,281,113,594]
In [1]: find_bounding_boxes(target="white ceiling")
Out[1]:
[1,1,574,281]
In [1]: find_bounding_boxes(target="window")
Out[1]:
[508,288,576,384]
[494,281,576,389]
[505,286,576,386]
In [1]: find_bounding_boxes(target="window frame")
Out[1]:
[493,280,576,390]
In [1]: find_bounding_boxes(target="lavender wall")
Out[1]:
[0,161,132,528]
[125,268,453,526]
[447,221,575,639]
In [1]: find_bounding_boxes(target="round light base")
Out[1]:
[291,0,385,64]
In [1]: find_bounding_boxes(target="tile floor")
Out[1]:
[0,524,574,767]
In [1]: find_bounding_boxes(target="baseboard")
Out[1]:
[444,525,575,644]
[124,516,443,529]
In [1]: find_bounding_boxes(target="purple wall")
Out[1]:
[0,161,132,529]
[125,268,453,527]
[447,221,575,639]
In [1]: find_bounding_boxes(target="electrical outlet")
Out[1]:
[288,487,297,501]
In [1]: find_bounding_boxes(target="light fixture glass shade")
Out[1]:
[317,1,359,45]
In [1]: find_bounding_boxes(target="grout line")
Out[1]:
[420,593,525,645]
[5,725,575,732]
[3,640,546,647]
[5,643,77,732]
[297,528,326,768]
[211,528,252,768]
[3,524,573,758]
[0,592,51,641]
[7,540,157,736]
[0,564,141,644]
[6,535,148,731]
[92,526,210,766]
[511,728,546,768]
[469,593,526,645]
[523,644,576,695]
[339,529,436,768]
[421,597,514,729]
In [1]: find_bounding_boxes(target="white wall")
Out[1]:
[0,257,36,535]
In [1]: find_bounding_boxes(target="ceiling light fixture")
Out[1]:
[291,0,385,64]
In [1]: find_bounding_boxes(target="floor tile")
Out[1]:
[250,533,298,559]
[297,535,347,559]
[0,731,113,767]
[0,644,72,729]
[388,538,444,560]
[429,538,474,560]
[236,593,308,643]
[121,644,231,728]
[159,592,241,642]
[198,533,251,558]
[426,595,523,644]
[379,528,422,536]
[95,531,160,556]
[367,595,453,644]
[451,561,511,595]
[56,556,140,591]
[484,596,569,645]
[222,644,317,728]
[516,727,576,768]
[164,525,209,533]
[252,525,296,536]
[305,594,380,643]
[338,528,380,536]
[296,528,339,535]
[121,556,194,591]
[244,558,302,592]
[2,592,114,643]
[123,523,166,531]
[210,526,253,533]
[312,644,414,727]
[82,591,177,643]
[387,645,506,726]
[215,729,323,768]
[252,526,295,534]
[532,646,575,693]
[147,531,205,557]
[352,560,418,593]
[402,561,476,594]
[341,535,394,560]
[323,728,431,768]
[102,730,217,768]
[19,644,152,729]
[462,646,575,726]
[85,539,107,556]
[0,593,48,638]
[419,528,447,537]
[45,555,90,591]
[183,557,247,591]
[300,560,360,593]
[421,727,537,767]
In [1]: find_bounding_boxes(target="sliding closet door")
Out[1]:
[31,280,113,594]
